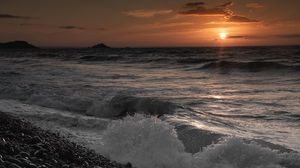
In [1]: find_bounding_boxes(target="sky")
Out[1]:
[1,0,300,47]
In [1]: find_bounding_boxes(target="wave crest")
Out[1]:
[99,114,192,168]
[86,95,177,118]
[98,115,300,168]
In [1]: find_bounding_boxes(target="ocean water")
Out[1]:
[0,46,299,168]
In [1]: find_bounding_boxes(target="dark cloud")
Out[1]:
[217,1,234,8]
[227,15,259,23]
[0,14,33,19]
[227,35,247,39]
[59,26,105,31]
[228,34,300,39]
[179,2,231,16]
[184,2,205,8]
[18,23,105,31]
[125,9,173,18]
[179,1,259,23]
[59,26,85,30]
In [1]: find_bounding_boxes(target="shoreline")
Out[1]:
[0,111,131,168]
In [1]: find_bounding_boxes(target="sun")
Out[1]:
[219,32,228,40]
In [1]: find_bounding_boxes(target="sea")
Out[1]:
[0,46,299,168]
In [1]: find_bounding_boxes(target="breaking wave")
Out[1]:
[98,115,300,168]
[86,95,177,118]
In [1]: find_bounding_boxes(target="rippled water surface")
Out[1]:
[0,46,299,168]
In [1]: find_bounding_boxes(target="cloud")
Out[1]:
[246,3,264,9]
[59,26,106,31]
[217,1,234,8]
[57,25,106,31]
[125,9,173,18]
[228,34,300,39]
[227,15,259,23]
[227,35,247,39]
[179,1,232,16]
[0,13,33,19]
[59,26,85,30]
[184,2,205,8]
[179,1,259,23]
[18,23,105,31]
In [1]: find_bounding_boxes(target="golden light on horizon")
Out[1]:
[219,32,228,40]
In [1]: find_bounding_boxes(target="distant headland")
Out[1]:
[91,43,111,49]
[0,41,39,49]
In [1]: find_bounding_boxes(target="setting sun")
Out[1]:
[219,32,228,40]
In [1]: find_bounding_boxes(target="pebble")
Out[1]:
[62,164,70,168]
[0,112,127,168]
[34,149,44,157]
[19,151,30,158]
[3,161,22,168]
[27,163,38,168]
[5,157,22,165]
[84,161,90,167]
[31,136,42,143]
[52,158,58,164]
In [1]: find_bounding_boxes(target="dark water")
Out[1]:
[0,46,299,168]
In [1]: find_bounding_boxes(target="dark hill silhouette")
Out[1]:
[0,41,38,49]
[91,43,110,49]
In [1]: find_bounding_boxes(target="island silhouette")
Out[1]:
[0,41,38,49]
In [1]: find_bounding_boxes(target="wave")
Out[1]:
[176,58,217,64]
[0,71,23,76]
[97,115,300,168]
[0,80,177,118]
[198,61,300,72]
[80,55,121,61]
[86,95,177,118]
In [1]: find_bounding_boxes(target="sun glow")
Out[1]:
[219,32,228,40]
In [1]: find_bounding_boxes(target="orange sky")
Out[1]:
[1,0,300,47]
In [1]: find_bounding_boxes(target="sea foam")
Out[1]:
[99,115,300,168]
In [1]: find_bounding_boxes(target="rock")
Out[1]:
[91,43,110,49]
[0,41,38,49]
